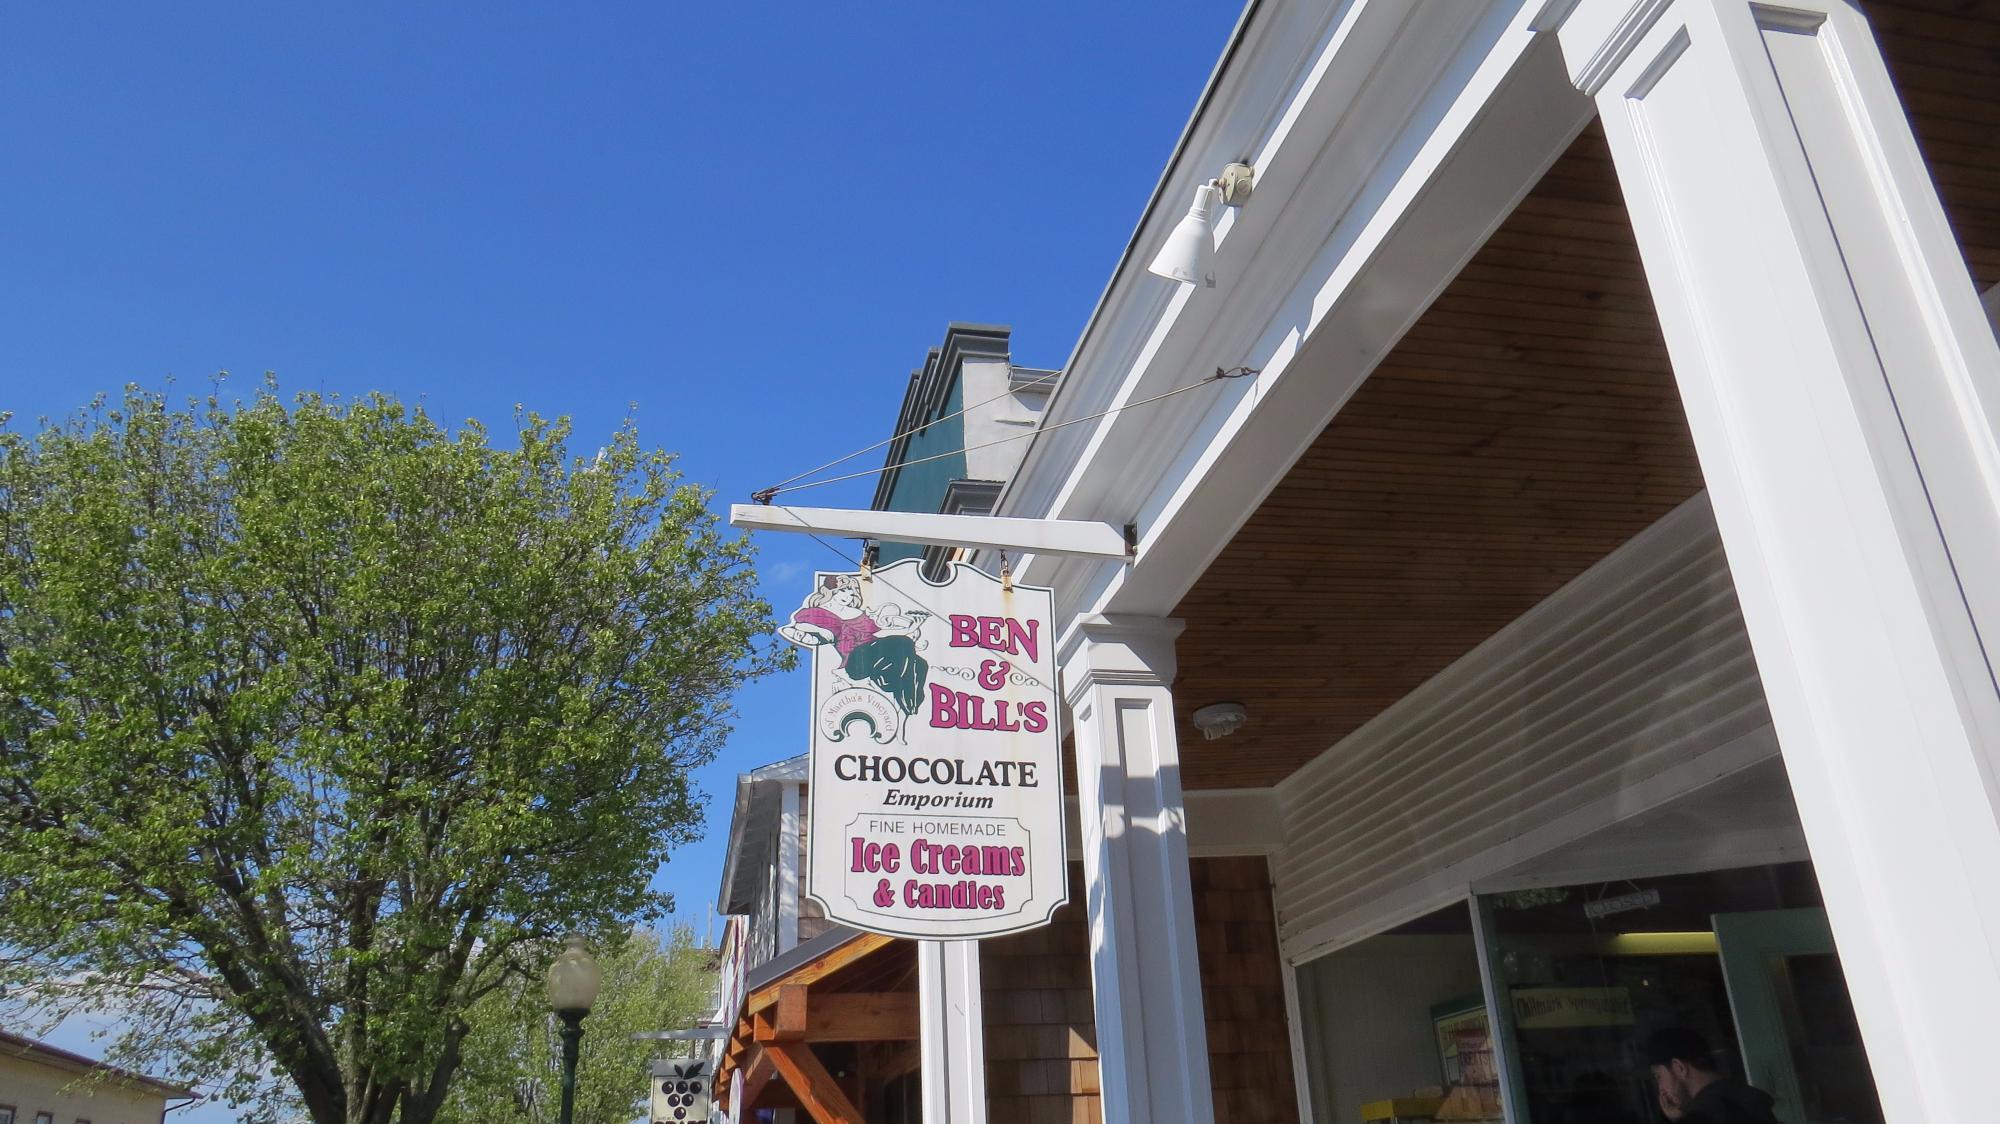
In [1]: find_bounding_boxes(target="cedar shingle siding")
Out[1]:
[982,863,1099,1124]
[981,857,1298,1124]
[1194,856,1299,1124]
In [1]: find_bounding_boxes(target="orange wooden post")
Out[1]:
[740,1047,778,1113]
[766,1042,867,1124]
[774,984,809,1040]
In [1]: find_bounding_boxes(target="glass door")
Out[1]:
[1712,908,1884,1124]
[1472,866,1890,1124]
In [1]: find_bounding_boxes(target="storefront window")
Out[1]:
[1479,863,1882,1124]
[1294,904,1503,1124]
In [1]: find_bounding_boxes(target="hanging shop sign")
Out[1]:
[649,1058,711,1124]
[781,559,1066,939]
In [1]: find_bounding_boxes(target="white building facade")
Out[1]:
[961,2,1999,1123]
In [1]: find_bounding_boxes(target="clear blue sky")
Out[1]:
[0,3,1241,1118]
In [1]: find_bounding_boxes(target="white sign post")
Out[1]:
[779,559,1067,940]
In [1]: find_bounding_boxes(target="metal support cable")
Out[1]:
[752,366,1256,503]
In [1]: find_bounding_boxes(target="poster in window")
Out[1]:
[1431,996,1504,1122]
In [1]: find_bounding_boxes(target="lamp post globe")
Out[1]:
[547,934,601,1124]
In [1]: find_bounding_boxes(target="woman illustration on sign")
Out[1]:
[781,575,930,717]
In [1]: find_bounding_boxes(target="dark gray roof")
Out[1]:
[743,924,868,994]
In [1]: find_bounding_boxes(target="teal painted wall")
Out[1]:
[877,371,966,563]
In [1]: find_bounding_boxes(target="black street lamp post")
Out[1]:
[546,934,602,1124]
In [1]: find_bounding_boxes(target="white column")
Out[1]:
[1545,3,2000,1122]
[777,782,801,954]
[918,939,987,1124]
[1060,614,1214,1124]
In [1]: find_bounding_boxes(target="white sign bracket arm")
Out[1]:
[729,504,1134,562]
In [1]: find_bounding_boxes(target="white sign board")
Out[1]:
[781,559,1066,939]
[649,1058,711,1124]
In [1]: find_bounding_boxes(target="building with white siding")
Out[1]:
[725,2,2000,1122]
[0,1030,194,1124]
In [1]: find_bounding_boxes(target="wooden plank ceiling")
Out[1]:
[1167,0,1999,791]
[1170,122,1697,790]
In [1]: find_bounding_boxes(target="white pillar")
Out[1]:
[777,782,801,954]
[1060,614,1214,1124]
[1545,3,2000,1122]
[919,939,987,1124]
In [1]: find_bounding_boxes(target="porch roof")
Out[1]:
[1025,0,2000,791]
[1167,121,1701,789]
[1164,0,2000,788]
[715,927,917,1122]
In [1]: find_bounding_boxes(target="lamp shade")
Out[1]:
[1147,184,1219,287]
[546,934,602,1013]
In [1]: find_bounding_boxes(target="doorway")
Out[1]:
[1476,864,1885,1124]
[1714,909,1883,1124]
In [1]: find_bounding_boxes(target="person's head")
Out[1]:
[1646,1028,1720,1104]
[807,574,864,615]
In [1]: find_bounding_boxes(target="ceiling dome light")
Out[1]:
[1192,702,1248,741]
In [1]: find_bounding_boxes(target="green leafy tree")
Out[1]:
[0,384,787,1124]
[438,925,716,1124]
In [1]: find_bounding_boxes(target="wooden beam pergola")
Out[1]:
[717,932,918,1119]
[750,990,919,1043]
[719,933,897,1102]
[744,933,896,1014]
[739,1046,778,1113]
[765,1041,867,1124]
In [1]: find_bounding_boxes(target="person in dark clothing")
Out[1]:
[1645,1028,1781,1124]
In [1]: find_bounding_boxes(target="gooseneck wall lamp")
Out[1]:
[547,934,603,1124]
[1147,162,1255,288]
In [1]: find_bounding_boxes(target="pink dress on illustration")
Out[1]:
[789,606,881,664]
[781,576,929,718]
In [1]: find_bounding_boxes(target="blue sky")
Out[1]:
[0,3,1240,1119]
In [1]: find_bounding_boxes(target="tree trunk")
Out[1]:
[395,1018,469,1124]
[283,1057,348,1124]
